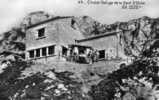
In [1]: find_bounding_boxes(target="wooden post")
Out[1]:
[116,32,119,58]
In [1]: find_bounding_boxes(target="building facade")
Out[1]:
[25,17,127,64]
[25,16,84,64]
[76,31,126,60]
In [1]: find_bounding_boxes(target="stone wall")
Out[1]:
[78,33,126,59]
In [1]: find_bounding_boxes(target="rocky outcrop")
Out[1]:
[117,16,159,57]
[0,28,25,61]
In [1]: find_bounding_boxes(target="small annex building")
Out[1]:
[76,31,127,60]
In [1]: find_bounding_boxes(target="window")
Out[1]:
[62,46,67,56]
[38,28,45,38]
[99,50,105,59]
[78,47,85,54]
[48,46,55,55]
[155,86,159,90]
[29,50,34,58]
[42,48,47,56]
[71,19,76,29]
[36,49,40,57]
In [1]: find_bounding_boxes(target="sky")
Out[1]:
[0,0,159,34]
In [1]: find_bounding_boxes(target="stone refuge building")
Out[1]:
[25,16,84,63]
[76,31,126,60]
[25,16,127,64]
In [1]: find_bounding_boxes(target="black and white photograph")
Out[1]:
[0,0,159,100]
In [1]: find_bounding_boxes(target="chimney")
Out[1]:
[21,24,27,33]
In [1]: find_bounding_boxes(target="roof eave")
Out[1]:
[77,31,122,43]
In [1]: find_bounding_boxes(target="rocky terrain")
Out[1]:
[0,11,159,100]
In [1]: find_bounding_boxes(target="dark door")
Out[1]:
[99,50,105,59]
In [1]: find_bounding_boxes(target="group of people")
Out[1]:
[67,46,99,64]
[86,49,99,64]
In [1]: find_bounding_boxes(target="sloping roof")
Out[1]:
[68,44,92,48]
[27,16,73,29]
[76,31,122,42]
